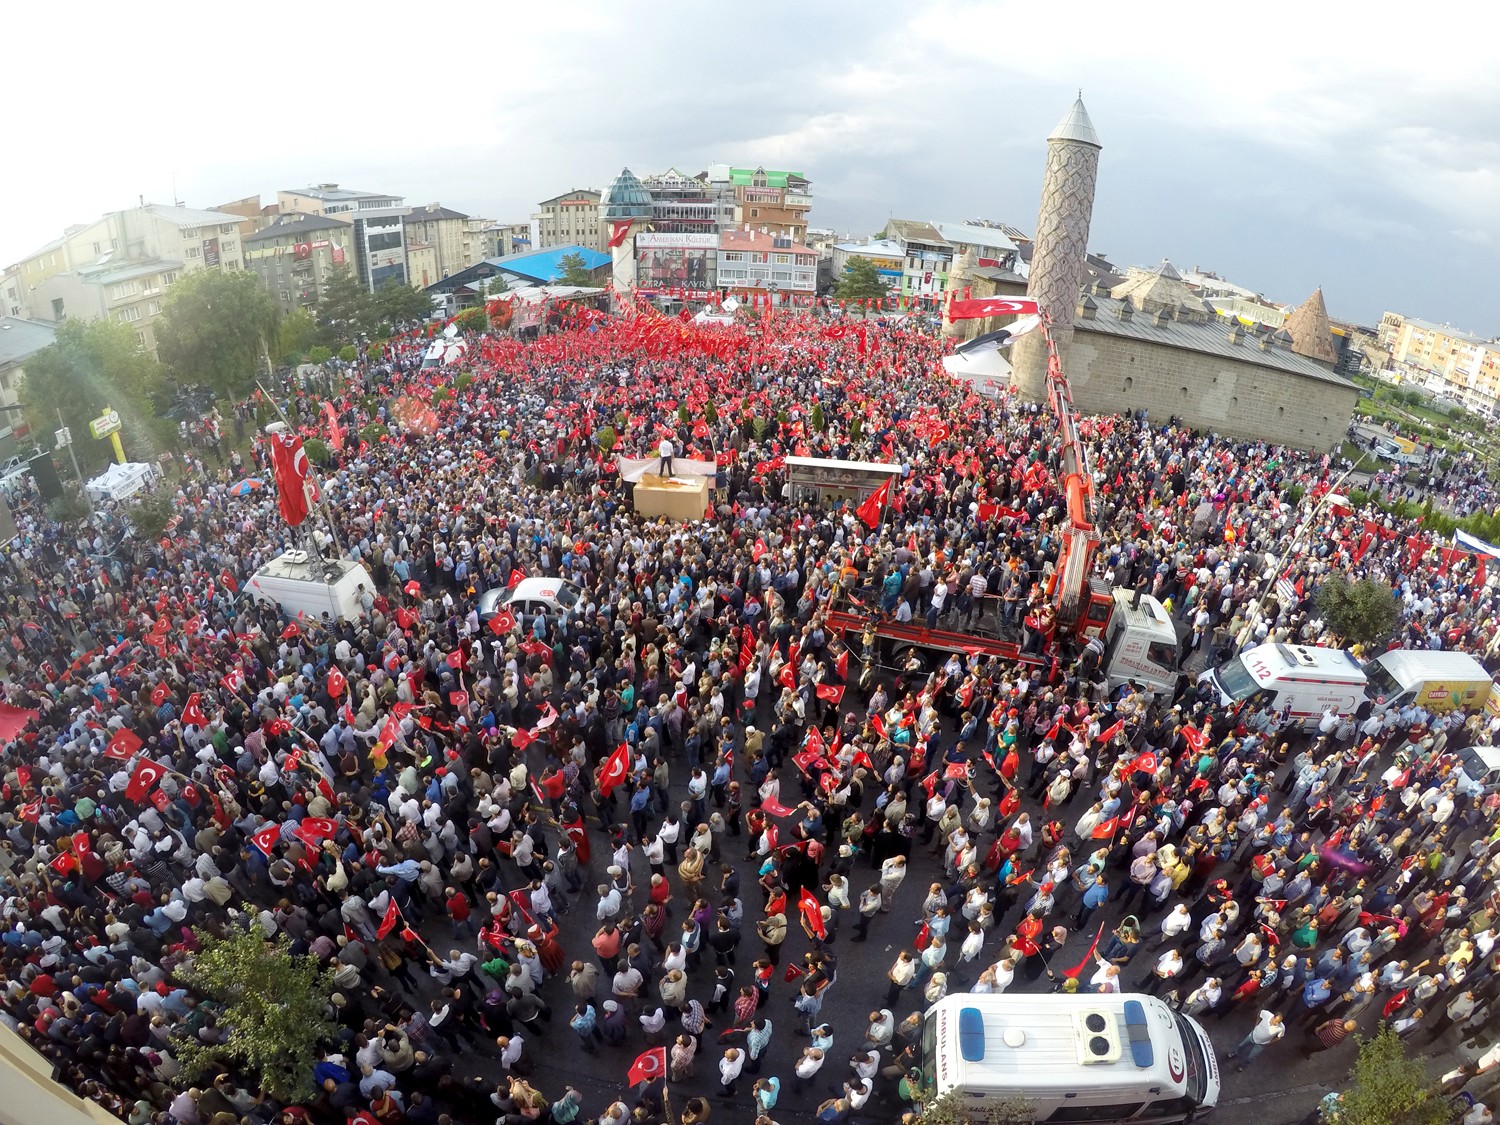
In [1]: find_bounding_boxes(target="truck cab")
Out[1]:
[1099,588,1178,694]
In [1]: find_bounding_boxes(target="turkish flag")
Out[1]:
[607,220,635,250]
[626,1046,667,1087]
[871,714,887,740]
[799,887,826,938]
[376,899,401,939]
[511,727,534,750]
[18,800,41,823]
[181,783,202,807]
[507,569,526,590]
[1131,751,1158,775]
[1098,720,1125,743]
[1182,726,1208,752]
[946,296,1039,321]
[760,795,795,817]
[280,622,301,641]
[378,716,402,747]
[752,537,767,562]
[814,683,844,704]
[403,580,422,597]
[150,682,170,707]
[777,663,796,690]
[1091,815,1120,839]
[489,608,515,635]
[104,728,143,760]
[124,759,166,802]
[327,668,346,698]
[51,852,76,875]
[945,761,970,780]
[181,694,208,728]
[856,478,891,529]
[249,821,282,856]
[297,817,339,844]
[221,668,245,694]
[446,649,464,670]
[14,764,31,789]
[852,749,876,772]
[450,690,469,709]
[220,570,238,593]
[149,789,171,812]
[598,742,631,797]
[835,649,849,680]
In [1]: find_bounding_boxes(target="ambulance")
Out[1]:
[1200,642,1367,728]
[923,993,1219,1123]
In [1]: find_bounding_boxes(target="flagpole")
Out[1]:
[257,380,346,560]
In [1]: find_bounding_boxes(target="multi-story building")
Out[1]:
[14,203,246,354]
[829,238,905,292]
[639,169,725,235]
[277,184,405,217]
[242,213,355,314]
[704,166,812,240]
[883,219,952,299]
[1391,317,1500,414]
[214,195,278,244]
[402,205,473,281]
[1377,310,1405,349]
[488,223,532,258]
[346,208,409,290]
[0,317,57,453]
[531,190,603,252]
[716,228,817,304]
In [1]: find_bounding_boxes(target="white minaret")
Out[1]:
[1010,96,1101,400]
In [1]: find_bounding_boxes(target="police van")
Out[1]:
[923,993,1219,1123]
[1200,642,1367,728]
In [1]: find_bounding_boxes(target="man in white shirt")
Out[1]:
[658,439,674,478]
[1227,1009,1284,1070]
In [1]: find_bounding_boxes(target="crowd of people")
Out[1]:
[2,306,1499,1125]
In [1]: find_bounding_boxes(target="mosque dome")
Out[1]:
[601,168,653,221]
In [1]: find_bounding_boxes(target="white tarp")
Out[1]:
[942,348,1013,397]
[86,461,157,502]
[616,455,718,488]
[692,312,736,326]
[1454,530,1500,559]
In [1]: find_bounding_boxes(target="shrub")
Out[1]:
[302,438,331,466]
[308,346,332,365]
[338,345,357,363]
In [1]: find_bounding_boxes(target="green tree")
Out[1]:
[703,400,718,425]
[372,280,433,328]
[308,346,332,365]
[556,251,594,287]
[271,308,318,368]
[453,306,488,334]
[1314,575,1402,648]
[338,345,357,363]
[315,267,378,345]
[129,491,173,540]
[20,318,165,466]
[156,269,278,399]
[835,256,890,302]
[811,403,826,433]
[1326,1028,1451,1124]
[174,929,337,1103]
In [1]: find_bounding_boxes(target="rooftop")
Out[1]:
[407,204,470,222]
[1049,96,1101,148]
[1402,317,1486,344]
[720,229,815,255]
[244,213,351,244]
[1076,293,1356,388]
[932,222,1017,253]
[601,169,653,221]
[132,203,246,229]
[833,238,906,258]
[726,167,808,189]
[282,184,400,203]
[884,219,949,247]
[78,258,185,285]
[493,245,610,282]
[0,317,57,367]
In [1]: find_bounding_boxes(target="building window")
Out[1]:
[186,245,201,259]
[109,281,138,300]
[118,307,141,323]
[723,252,744,263]
[162,272,176,285]
[750,209,759,218]
[774,254,789,265]
[136,330,147,346]
[147,301,161,316]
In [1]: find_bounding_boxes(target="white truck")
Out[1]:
[245,550,372,623]
[923,993,1220,1123]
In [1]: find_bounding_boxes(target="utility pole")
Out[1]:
[56,408,91,513]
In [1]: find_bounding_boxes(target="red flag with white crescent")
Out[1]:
[327,668,346,698]
[376,898,402,939]
[124,759,166,803]
[798,887,826,939]
[598,742,631,797]
[946,296,1039,321]
[626,1046,667,1086]
[104,728,143,761]
[814,683,845,704]
[181,694,208,728]
[249,821,282,856]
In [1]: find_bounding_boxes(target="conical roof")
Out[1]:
[601,168,653,221]
[1048,96,1101,148]
[1110,259,1194,315]
[1284,287,1339,364]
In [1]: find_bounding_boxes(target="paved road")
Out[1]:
[393,683,1479,1125]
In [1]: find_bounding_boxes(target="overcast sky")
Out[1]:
[7,1,1497,335]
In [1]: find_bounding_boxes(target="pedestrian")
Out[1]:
[1227,1009,1285,1070]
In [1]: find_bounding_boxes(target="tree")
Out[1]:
[21,318,165,467]
[835,256,890,302]
[156,269,278,399]
[1326,1028,1451,1124]
[315,267,378,346]
[338,345,357,363]
[453,306,488,334]
[129,491,173,540]
[372,280,433,329]
[1314,575,1402,648]
[811,403,826,433]
[557,251,594,288]
[174,928,337,1103]
[271,308,318,368]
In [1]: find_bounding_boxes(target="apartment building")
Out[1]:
[243,213,355,314]
[531,190,603,252]
[716,228,817,302]
[277,184,405,217]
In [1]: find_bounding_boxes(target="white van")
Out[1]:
[246,550,372,623]
[1200,642,1367,728]
[1362,649,1495,715]
[923,993,1219,1123]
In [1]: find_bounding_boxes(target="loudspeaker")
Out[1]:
[28,453,62,502]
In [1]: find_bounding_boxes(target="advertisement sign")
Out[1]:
[636,233,718,250]
[88,410,121,440]
[637,246,714,290]
[203,238,220,267]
